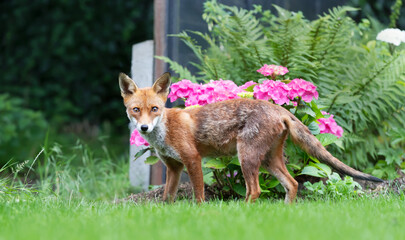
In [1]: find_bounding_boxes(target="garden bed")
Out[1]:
[125,183,229,203]
[124,176,405,203]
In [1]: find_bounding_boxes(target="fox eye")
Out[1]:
[151,106,158,112]
[133,107,140,113]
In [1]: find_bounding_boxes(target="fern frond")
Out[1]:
[265,5,316,82]
[155,56,197,82]
[170,31,205,63]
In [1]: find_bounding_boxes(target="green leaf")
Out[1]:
[204,158,227,169]
[301,114,309,122]
[333,138,345,150]
[287,163,301,170]
[229,157,240,166]
[144,156,160,165]
[316,133,338,146]
[259,166,269,174]
[133,147,152,161]
[267,178,280,188]
[303,181,314,191]
[334,95,361,105]
[310,101,324,119]
[203,172,214,185]
[233,184,246,196]
[300,166,324,178]
[299,105,316,118]
[244,84,258,92]
[307,121,320,135]
[309,155,320,163]
[310,162,332,176]
[155,56,196,82]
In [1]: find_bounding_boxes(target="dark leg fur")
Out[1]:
[181,153,205,203]
[237,142,264,202]
[162,159,184,203]
[263,156,298,204]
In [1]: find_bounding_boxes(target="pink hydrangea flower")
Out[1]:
[184,79,241,106]
[238,81,257,90]
[253,80,290,105]
[209,79,241,93]
[130,129,149,146]
[168,79,200,102]
[184,93,201,106]
[317,111,343,138]
[257,64,289,77]
[287,78,319,103]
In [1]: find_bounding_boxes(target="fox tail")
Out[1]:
[283,116,383,182]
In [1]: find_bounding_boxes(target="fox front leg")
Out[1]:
[162,158,184,203]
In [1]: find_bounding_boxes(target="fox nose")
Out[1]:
[140,125,149,132]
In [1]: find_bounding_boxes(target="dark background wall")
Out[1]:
[163,0,405,79]
[165,0,347,78]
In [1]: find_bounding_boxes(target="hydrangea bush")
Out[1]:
[131,65,345,198]
[132,64,342,146]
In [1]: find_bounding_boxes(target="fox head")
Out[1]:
[119,72,171,134]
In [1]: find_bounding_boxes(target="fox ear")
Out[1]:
[119,73,138,97]
[152,72,171,97]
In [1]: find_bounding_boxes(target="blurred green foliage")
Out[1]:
[349,0,405,28]
[0,94,47,165]
[0,0,153,129]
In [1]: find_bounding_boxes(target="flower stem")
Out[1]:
[224,171,236,195]
[294,97,301,116]
[389,44,395,55]
[213,170,223,188]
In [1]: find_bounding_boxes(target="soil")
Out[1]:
[124,183,232,203]
[123,176,405,203]
[358,176,405,194]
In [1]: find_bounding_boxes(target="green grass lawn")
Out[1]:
[1,141,404,240]
[1,195,404,240]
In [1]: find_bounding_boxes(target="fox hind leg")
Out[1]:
[237,142,263,203]
[262,153,298,204]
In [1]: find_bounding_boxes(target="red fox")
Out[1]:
[119,72,382,203]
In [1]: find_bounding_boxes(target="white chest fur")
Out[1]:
[141,121,181,161]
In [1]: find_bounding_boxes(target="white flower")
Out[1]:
[376,28,405,46]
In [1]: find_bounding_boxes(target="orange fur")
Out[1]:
[119,73,382,204]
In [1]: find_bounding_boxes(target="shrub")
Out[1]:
[0,94,47,166]
[303,173,363,199]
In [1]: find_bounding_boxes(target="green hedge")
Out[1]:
[0,94,47,165]
[0,0,152,129]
